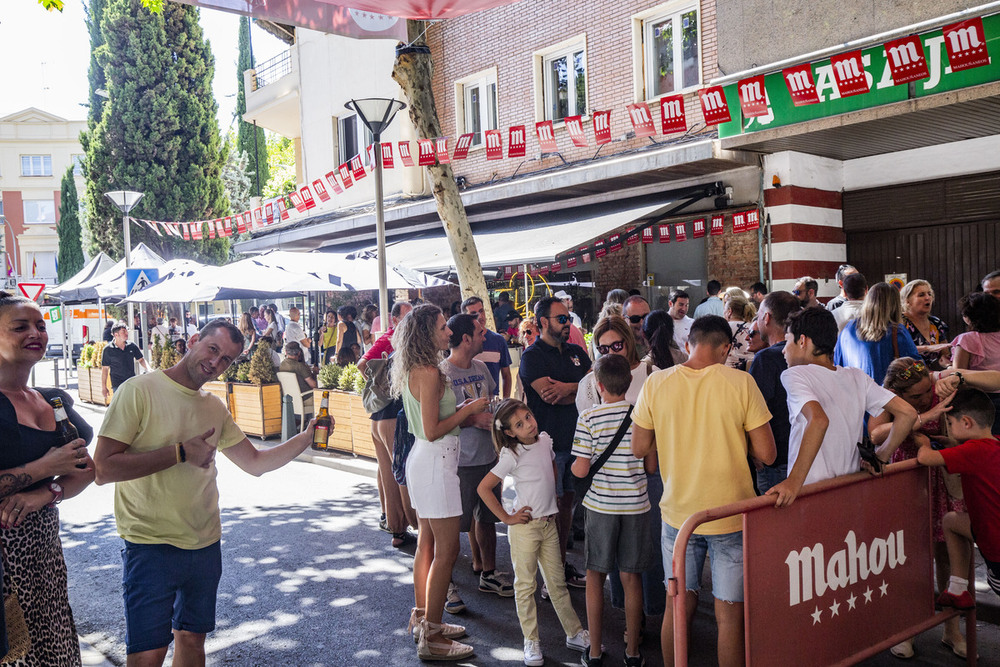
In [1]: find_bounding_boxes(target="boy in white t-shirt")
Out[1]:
[768,307,917,507]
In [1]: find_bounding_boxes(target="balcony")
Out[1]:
[244,49,301,139]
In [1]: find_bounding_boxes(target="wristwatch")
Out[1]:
[46,481,64,508]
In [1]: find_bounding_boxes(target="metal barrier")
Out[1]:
[668,460,977,666]
[252,50,292,90]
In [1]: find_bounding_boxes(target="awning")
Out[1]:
[366,199,684,273]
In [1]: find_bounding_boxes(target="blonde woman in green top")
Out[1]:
[390,303,489,661]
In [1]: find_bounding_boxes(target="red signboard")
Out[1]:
[434,137,450,163]
[673,221,687,242]
[626,102,656,137]
[737,75,769,118]
[485,129,503,160]
[508,125,527,157]
[453,133,474,160]
[658,224,670,243]
[710,214,724,236]
[338,163,354,188]
[742,468,932,666]
[883,35,929,85]
[659,95,687,134]
[746,209,760,231]
[417,139,436,166]
[943,17,990,71]
[350,154,367,181]
[830,50,870,97]
[733,211,747,233]
[692,218,706,238]
[535,121,558,153]
[565,116,588,147]
[592,110,612,145]
[398,141,415,167]
[782,63,820,106]
[699,86,732,125]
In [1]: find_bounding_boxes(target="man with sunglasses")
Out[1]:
[792,277,821,309]
[622,295,651,358]
[519,296,592,588]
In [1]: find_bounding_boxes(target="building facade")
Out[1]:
[0,108,86,286]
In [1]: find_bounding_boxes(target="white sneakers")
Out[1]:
[523,638,544,666]
[566,628,590,651]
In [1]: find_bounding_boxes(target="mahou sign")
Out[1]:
[742,467,932,666]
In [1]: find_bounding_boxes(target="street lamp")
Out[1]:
[104,190,143,343]
[345,98,406,332]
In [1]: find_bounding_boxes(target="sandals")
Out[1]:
[407,608,466,643]
[417,619,474,661]
[392,532,413,548]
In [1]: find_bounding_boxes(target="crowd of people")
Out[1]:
[2,262,1000,666]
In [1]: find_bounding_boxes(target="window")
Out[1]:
[642,4,700,98]
[23,200,55,225]
[337,114,373,165]
[20,155,52,177]
[456,69,498,147]
[540,42,587,120]
[72,154,85,177]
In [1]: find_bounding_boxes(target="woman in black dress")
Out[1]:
[0,291,95,666]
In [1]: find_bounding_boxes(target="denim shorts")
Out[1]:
[661,522,744,603]
[122,540,223,654]
[553,449,575,496]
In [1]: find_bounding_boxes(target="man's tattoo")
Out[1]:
[0,471,33,499]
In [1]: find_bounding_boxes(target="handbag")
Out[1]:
[361,352,393,414]
[572,405,634,499]
[0,541,29,664]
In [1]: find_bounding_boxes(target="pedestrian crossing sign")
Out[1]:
[126,268,159,296]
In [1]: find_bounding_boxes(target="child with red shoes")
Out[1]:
[917,388,1000,610]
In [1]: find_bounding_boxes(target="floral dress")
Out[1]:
[889,390,966,543]
[726,321,754,371]
[903,315,949,368]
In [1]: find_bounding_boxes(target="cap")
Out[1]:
[553,290,571,300]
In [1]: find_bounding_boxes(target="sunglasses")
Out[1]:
[596,340,625,354]
[627,314,645,324]
[791,289,802,296]
[543,314,570,325]
[896,361,927,380]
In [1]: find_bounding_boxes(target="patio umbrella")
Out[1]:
[252,250,452,291]
[45,252,116,302]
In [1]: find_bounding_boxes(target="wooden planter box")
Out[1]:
[327,390,354,454]
[230,383,282,439]
[348,393,375,459]
[203,381,232,413]
[77,367,111,406]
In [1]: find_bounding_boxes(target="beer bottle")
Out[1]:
[49,397,86,469]
[312,391,332,450]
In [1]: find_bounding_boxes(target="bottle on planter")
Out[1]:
[313,391,332,450]
[49,396,86,469]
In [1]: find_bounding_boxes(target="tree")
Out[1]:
[263,133,296,198]
[221,136,253,215]
[82,0,230,265]
[236,16,269,197]
[392,21,495,329]
[57,166,85,282]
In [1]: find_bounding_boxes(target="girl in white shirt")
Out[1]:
[478,399,589,667]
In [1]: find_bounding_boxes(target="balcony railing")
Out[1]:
[252,51,292,90]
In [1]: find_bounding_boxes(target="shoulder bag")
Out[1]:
[572,405,634,499]
[361,352,393,414]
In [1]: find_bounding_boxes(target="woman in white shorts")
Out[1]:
[390,304,488,661]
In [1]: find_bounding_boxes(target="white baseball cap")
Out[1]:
[553,290,571,300]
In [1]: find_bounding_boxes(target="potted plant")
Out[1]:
[77,341,110,405]
[320,363,354,454]
[203,359,237,412]
[229,342,282,439]
[343,364,375,459]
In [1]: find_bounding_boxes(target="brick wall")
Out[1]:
[706,212,761,289]
[593,229,645,298]
[425,0,720,188]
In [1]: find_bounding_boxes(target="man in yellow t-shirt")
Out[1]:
[632,315,775,667]
[95,320,323,667]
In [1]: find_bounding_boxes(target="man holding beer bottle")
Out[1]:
[93,320,325,667]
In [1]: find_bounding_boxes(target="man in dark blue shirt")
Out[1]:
[519,296,591,586]
[749,291,801,493]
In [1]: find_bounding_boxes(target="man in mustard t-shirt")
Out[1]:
[632,315,775,667]
[94,320,323,667]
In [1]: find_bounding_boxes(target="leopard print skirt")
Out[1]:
[1,506,81,667]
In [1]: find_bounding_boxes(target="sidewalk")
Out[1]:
[80,639,115,666]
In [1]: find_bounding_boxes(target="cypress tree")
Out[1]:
[83,0,230,265]
[237,16,269,197]
[57,166,85,282]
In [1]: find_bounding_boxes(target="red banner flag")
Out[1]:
[312,178,331,202]
[484,129,503,160]
[699,86,732,125]
[264,202,274,223]
[566,256,578,268]
[783,63,820,106]
[692,218,706,238]
[582,251,591,263]
[350,155,367,181]
[191,222,203,240]
[289,191,305,212]
[626,102,656,137]
[564,115,588,147]
[182,224,191,240]
[733,211,747,233]
[737,75,769,118]
[746,209,761,231]
[145,220,162,236]
[223,216,233,235]
[535,121,558,153]
[338,163,354,188]
[659,95,687,134]
[235,213,247,234]
[710,214,724,236]
[594,239,607,258]
[324,171,344,195]
[398,141,415,167]
[300,186,317,210]
[434,137,450,163]
[207,220,216,239]
[830,50,870,97]
[883,35,929,85]
[380,142,394,169]
[658,224,670,243]
[626,226,639,246]
[508,125,527,158]
[642,227,654,244]
[276,197,289,221]
[418,139,436,166]
[253,208,264,228]
[609,233,622,252]
[453,133,474,160]
[503,265,513,279]
[943,17,990,71]
[592,110,612,145]
[674,222,687,242]
[550,262,561,273]
[217,219,229,237]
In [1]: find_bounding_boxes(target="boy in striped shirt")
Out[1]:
[572,354,652,667]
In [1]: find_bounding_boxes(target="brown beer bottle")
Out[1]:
[312,391,332,450]
[49,397,86,469]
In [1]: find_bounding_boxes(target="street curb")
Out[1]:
[295,449,379,479]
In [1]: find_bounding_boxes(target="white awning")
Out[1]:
[376,200,673,273]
